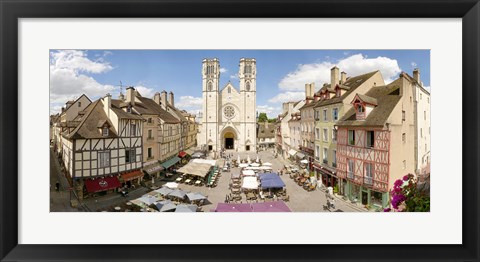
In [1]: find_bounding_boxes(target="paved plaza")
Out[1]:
[51,147,366,212]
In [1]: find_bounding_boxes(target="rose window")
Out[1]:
[224,106,235,118]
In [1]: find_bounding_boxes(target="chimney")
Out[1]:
[126,87,135,106]
[331,66,340,89]
[154,92,161,105]
[305,83,314,98]
[168,91,174,107]
[341,71,347,84]
[413,68,420,84]
[161,90,167,109]
[104,93,111,118]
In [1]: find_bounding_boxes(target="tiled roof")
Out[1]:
[257,122,276,138]
[336,78,402,127]
[355,94,378,106]
[131,97,180,124]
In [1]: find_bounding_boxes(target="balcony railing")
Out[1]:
[323,159,328,164]
[347,171,354,180]
[332,162,337,168]
[364,176,373,185]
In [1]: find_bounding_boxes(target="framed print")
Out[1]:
[1,0,479,261]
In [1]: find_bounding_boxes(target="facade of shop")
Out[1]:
[59,93,144,199]
[336,73,418,208]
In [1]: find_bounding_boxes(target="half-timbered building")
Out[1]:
[60,93,144,199]
[312,68,385,194]
[336,73,416,208]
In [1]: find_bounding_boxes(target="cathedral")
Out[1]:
[199,58,257,153]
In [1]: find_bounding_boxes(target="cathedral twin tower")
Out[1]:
[200,58,257,153]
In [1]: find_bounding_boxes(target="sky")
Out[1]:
[50,50,430,117]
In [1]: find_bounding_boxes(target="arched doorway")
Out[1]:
[224,132,235,150]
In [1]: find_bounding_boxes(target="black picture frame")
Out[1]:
[1,0,479,261]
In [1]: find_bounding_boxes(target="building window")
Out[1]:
[102,127,109,137]
[127,106,132,113]
[323,128,328,142]
[424,111,426,120]
[148,130,153,139]
[169,126,172,136]
[332,150,337,167]
[315,146,320,160]
[347,159,354,179]
[246,145,250,151]
[357,105,364,113]
[246,82,251,91]
[332,128,337,142]
[323,148,328,164]
[420,93,422,100]
[228,87,231,93]
[125,148,135,163]
[323,109,328,121]
[364,162,373,185]
[348,130,355,145]
[148,118,152,123]
[130,124,136,136]
[208,82,213,91]
[147,147,152,159]
[366,131,375,148]
[98,151,110,168]
[336,89,340,97]
[402,133,406,143]
[332,108,338,121]
[315,128,320,140]
[78,102,81,107]
[402,110,405,121]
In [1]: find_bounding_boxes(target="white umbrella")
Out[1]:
[151,177,155,185]
[239,163,249,168]
[250,163,260,167]
[165,182,179,189]
[247,155,251,164]
[300,159,309,164]
[263,162,272,166]
[256,155,259,163]
[237,155,241,163]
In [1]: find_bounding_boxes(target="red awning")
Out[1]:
[178,151,187,158]
[85,177,121,193]
[121,170,143,181]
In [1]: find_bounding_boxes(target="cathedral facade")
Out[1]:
[199,58,257,153]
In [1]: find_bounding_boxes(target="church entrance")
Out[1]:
[224,132,235,150]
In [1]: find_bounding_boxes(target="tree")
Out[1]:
[257,112,268,122]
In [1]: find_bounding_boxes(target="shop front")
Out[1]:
[84,176,122,197]
[120,169,144,187]
[313,163,338,189]
[345,180,389,209]
[143,160,163,180]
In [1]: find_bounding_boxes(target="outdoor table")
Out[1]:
[114,206,121,211]
[185,179,191,184]
[175,177,182,182]
[195,180,201,185]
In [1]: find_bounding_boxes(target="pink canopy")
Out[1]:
[214,203,252,212]
[251,201,291,212]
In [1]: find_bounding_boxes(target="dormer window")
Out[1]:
[357,105,364,113]
[127,106,132,113]
[336,89,340,97]
[102,127,109,137]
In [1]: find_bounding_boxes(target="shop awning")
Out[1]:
[85,176,121,193]
[296,152,305,159]
[178,151,187,158]
[143,162,163,175]
[161,156,181,169]
[121,170,144,181]
[185,148,195,155]
[288,149,297,156]
[259,173,286,189]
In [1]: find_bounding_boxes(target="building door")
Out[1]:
[362,191,368,205]
[224,132,235,149]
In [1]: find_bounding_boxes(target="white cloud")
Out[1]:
[257,105,282,118]
[50,50,116,105]
[176,96,203,112]
[230,74,238,79]
[411,62,417,68]
[220,67,228,73]
[134,85,155,98]
[424,86,431,92]
[268,91,305,104]
[278,53,401,91]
